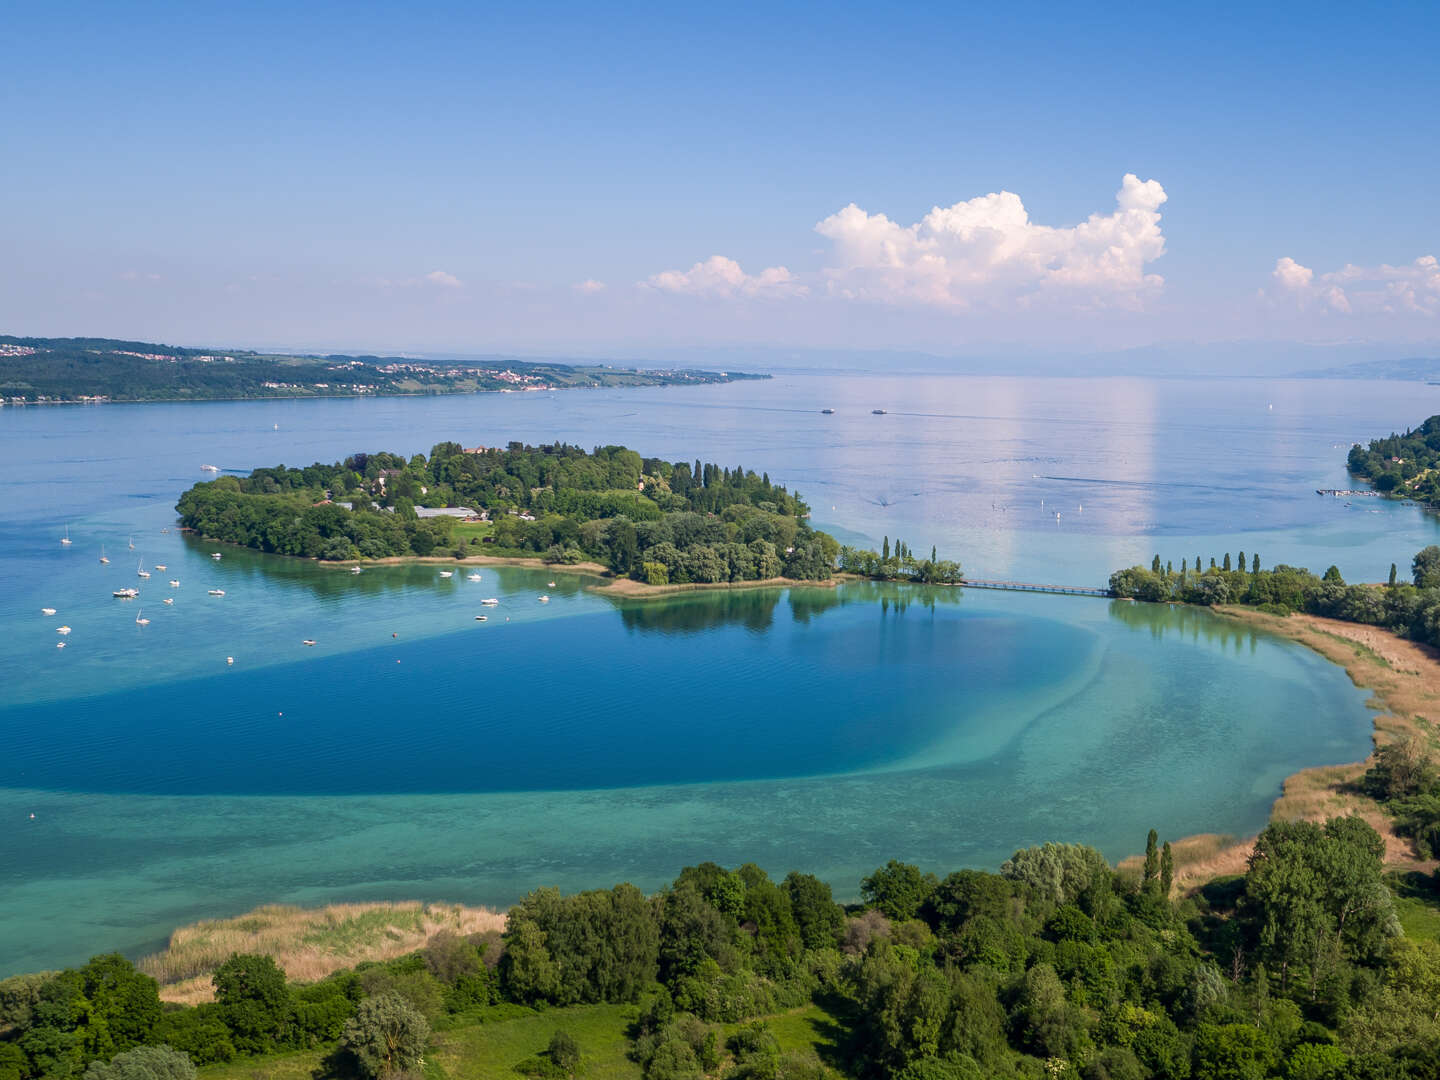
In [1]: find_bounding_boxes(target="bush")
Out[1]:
[339,992,429,1080]
[83,1046,195,1080]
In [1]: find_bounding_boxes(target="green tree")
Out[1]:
[1152,554,1162,574]
[1389,563,1398,586]
[783,872,844,951]
[1224,553,1232,571]
[1253,553,1260,573]
[78,955,161,1056]
[861,861,938,922]
[548,1030,581,1074]
[1323,565,1344,583]
[1413,545,1440,588]
[83,1046,194,1080]
[1160,841,1174,897]
[1191,1023,1275,1080]
[340,992,429,1080]
[1143,829,1160,885]
[211,954,292,1054]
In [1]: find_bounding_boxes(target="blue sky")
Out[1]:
[4,1,1438,358]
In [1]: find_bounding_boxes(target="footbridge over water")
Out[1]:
[958,579,1112,598]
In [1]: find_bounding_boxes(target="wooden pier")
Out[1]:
[959,579,1111,597]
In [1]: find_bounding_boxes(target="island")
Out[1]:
[0,335,764,404]
[175,441,962,587]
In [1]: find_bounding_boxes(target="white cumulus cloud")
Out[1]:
[643,255,805,298]
[643,175,1167,311]
[814,173,1167,309]
[424,270,463,288]
[574,278,607,294]
[1269,254,1439,316]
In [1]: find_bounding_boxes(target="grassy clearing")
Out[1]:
[195,999,854,1080]
[142,902,505,1004]
[1389,872,1440,941]
[431,1003,643,1080]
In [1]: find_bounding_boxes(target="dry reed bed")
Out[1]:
[140,901,506,1004]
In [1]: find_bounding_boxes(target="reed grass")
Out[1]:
[140,901,505,1004]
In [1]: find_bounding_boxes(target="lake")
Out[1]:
[0,372,1433,974]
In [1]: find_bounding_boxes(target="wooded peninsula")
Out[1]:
[0,336,761,404]
[175,442,962,586]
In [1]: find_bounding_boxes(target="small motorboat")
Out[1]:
[439,571,453,578]
[226,656,234,665]
[56,641,66,649]
[169,579,180,587]
[538,595,550,603]
[113,587,138,598]
[872,409,887,415]
[302,639,317,647]
[547,581,556,587]
[467,572,482,581]
[56,625,72,635]
[821,408,835,414]
[154,563,167,571]
[474,615,488,621]
[208,588,225,596]
[480,597,499,606]
[41,607,56,616]
[350,566,363,574]
[162,597,174,605]
[210,552,223,560]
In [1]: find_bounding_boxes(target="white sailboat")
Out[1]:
[99,545,109,564]
[60,526,72,546]
[128,535,135,550]
[137,559,150,579]
[135,609,149,626]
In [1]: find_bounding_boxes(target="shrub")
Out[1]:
[83,1046,195,1080]
[339,992,429,1080]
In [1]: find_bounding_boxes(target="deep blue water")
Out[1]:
[0,371,1430,973]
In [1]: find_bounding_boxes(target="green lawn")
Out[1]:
[430,1002,642,1079]
[197,998,852,1080]
[1390,871,1440,941]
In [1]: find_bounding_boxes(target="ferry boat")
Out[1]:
[872,409,887,415]
[821,408,835,414]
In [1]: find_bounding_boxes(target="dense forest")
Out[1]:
[176,442,960,586]
[3,806,1439,1080]
[0,336,756,403]
[1346,416,1440,503]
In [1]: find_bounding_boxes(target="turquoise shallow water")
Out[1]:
[0,372,1426,973]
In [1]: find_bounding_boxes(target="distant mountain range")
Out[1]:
[1289,356,1440,381]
